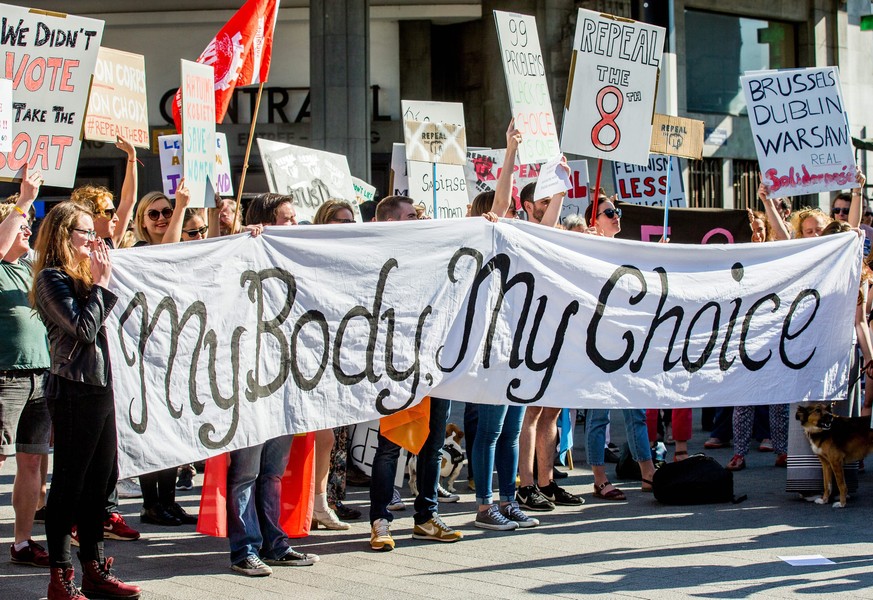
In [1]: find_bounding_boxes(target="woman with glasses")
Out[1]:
[30,202,141,600]
[582,199,658,500]
[308,199,359,530]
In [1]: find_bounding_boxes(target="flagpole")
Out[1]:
[590,159,603,227]
[232,82,265,232]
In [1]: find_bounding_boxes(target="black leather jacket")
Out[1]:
[34,268,118,387]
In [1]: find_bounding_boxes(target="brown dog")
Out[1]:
[795,403,873,508]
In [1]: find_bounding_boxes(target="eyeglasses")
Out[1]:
[71,228,97,240]
[833,207,850,216]
[19,223,31,233]
[95,207,117,219]
[598,208,622,219]
[328,218,355,224]
[147,207,174,221]
[182,225,209,237]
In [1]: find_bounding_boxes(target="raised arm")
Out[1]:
[758,180,790,241]
[0,167,42,258]
[113,136,138,248]
[492,120,521,218]
[849,168,867,229]
[162,179,190,244]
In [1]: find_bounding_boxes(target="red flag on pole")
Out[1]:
[172,0,280,132]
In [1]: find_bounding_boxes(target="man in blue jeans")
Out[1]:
[369,396,462,550]
[368,196,463,550]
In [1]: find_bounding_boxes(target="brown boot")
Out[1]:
[80,556,141,599]
[47,566,86,600]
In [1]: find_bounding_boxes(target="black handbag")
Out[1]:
[652,454,746,505]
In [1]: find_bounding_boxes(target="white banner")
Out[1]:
[0,5,104,187]
[257,139,360,223]
[741,67,856,198]
[561,9,663,166]
[108,222,860,477]
[613,155,686,207]
[180,60,215,208]
[158,133,233,199]
[494,10,560,164]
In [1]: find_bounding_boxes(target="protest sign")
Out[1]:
[257,139,361,222]
[389,143,408,196]
[741,67,855,198]
[650,114,704,160]
[533,155,572,201]
[0,79,10,152]
[0,5,104,187]
[84,47,149,148]
[494,10,560,164]
[108,220,858,476]
[616,203,752,244]
[464,149,542,208]
[404,121,467,166]
[158,133,233,199]
[352,176,376,204]
[562,9,664,166]
[402,100,468,218]
[181,60,216,208]
[562,160,590,221]
[613,155,686,207]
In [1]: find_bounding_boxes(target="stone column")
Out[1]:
[310,0,371,180]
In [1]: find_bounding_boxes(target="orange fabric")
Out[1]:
[195,432,316,539]
[380,396,431,454]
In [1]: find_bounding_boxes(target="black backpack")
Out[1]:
[652,454,746,505]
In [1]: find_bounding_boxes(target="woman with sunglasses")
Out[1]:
[30,202,141,600]
[128,183,199,527]
[308,199,359,529]
[70,136,138,250]
[582,199,658,500]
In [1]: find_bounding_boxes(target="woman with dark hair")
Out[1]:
[31,202,140,600]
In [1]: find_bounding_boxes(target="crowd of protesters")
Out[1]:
[1,123,870,599]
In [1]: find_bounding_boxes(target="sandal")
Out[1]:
[641,478,654,493]
[673,450,688,462]
[593,481,626,501]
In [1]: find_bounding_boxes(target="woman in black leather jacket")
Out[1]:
[30,202,140,600]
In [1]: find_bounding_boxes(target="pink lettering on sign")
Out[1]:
[765,165,854,193]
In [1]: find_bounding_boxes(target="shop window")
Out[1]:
[685,10,796,115]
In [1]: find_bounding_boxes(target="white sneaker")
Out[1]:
[437,484,460,503]
[116,478,142,499]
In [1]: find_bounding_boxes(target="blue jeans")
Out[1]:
[227,435,293,564]
[586,409,651,466]
[472,404,525,505]
[369,397,451,525]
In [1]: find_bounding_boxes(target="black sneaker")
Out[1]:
[515,485,555,512]
[539,481,585,506]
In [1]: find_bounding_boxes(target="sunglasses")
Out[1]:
[71,228,98,240]
[833,207,850,216]
[598,208,622,219]
[147,207,174,221]
[182,225,209,237]
[95,207,117,219]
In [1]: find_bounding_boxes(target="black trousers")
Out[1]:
[140,467,177,509]
[46,377,118,567]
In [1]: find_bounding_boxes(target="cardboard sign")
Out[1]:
[741,67,856,198]
[84,47,149,148]
[404,121,467,166]
[158,133,233,199]
[649,114,703,159]
[533,155,572,201]
[180,60,216,207]
[613,155,686,207]
[562,160,590,221]
[389,143,408,196]
[494,10,560,164]
[464,148,544,206]
[0,79,11,153]
[352,176,376,203]
[615,203,752,244]
[562,9,664,166]
[256,138,362,223]
[402,100,468,219]
[0,5,104,187]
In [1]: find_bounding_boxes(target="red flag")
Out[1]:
[172,0,279,132]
